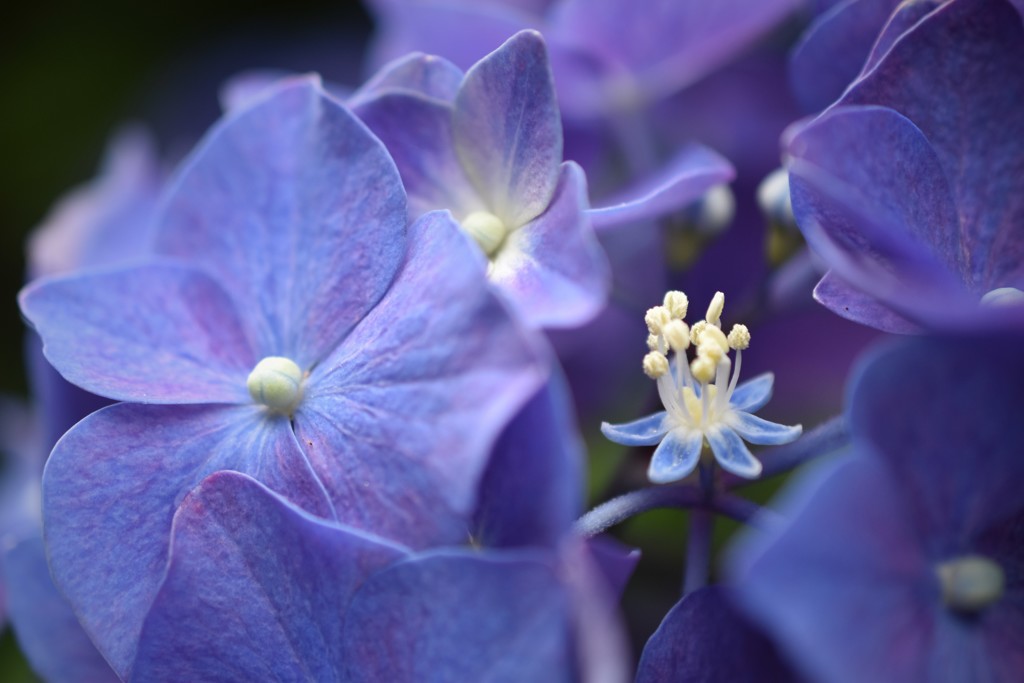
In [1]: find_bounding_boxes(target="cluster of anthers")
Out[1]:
[643,290,749,428]
[602,289,800,484]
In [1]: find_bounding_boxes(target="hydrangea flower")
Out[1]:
[730,335,1024,682]
[352,30,610,328]
[601,290,801,483]
[20,77,547,678]
[123,377,628,681]
[786,0,1024,332]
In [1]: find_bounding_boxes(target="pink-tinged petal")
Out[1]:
[814,270,923,334]
[131,472,405,683]
[295,211,547,548]
[350,52,464,105]
[491,162,610,329]
[454,30,562,227]
[154,76,407,368]
[353,91,483,219]
[43,403,333,678]
[589,144,734,230]
[340,550,573,682]
[844,0,1024,291]
[20,264,255,404]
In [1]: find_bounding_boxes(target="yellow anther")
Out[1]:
[645,306,673,335]
[706,291,725,327]
[701,325,729,354]
[690,356,716,384]
[643,351,670,379]
[663,290,689,319]
[728,324,751,350]
[690,320,708,346]
[460,211,510,257]
[697,340,724,365]
[662,320,690,352]
[646,333,660,351]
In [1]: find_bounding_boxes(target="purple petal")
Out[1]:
[813,270,923,334]
[43,403,333,677]
[350,52,464,105]
[589,143,735,230]
[3,536,119,683]
[154,76,407,367]
[636,586,797,683]
[294,211,547,548]
[547,0,804,114]
[586,535,641,599]
[706,426,762,479]
[454,30,562,227]
[789,0,901,113]
[730,458,935,683]
[729,372,774,414]
[861,0,945,73]
[353,91,483,219]
[491,162,610,328]
[340,550,573,682]
[21,264,255,404]
[843,0,1024,292]
[131,472,405,682]
[728,412,802,446]
[848,335,1024,540]
[648,428,703,484]
[474,373,584,549]
[601,411,670,447]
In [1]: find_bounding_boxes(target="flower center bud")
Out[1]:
[460,211,509,258]
[247,356,304,415]
[980,287,1024,307]
[936,555,1005,614]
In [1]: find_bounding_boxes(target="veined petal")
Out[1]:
[729,411,802,446]
[648,428,703,484]
[589,144,734,230]
[707,426,762,479]
[295,211,547,549]
[454,30,562,227]
[814,270,923,334]
[353,91,484,220]
[600,411,670,447]
[131,472,405,683]
[20,263,255,404]
[340,550,572,682]
[729,372,774,414]
[43,403,333,678]
[154,76,407,368]
[350,52,464,105]
[490,162,610,329]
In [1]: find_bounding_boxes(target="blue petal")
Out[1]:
[3,536,119,683]
[706,426,762,479]
[294,211,547,549]
[589,144,734,229]
[813,270,923,334]
[43,403,333,678]
[350,51,464,105]
[340,549,573,682]
[154,76,407,368]
[131,472,406,682]
[648,428,703,484]
[454,30,562,227]
[600,411,670,447]
[729,372,774,413]
[490,162,611,329]
[729,412,802,446]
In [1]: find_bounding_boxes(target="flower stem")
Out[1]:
[683,509,712,595]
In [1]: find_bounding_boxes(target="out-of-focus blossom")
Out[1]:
[21,77,547,678]
[730,335,1024,682]
[787,0,1024,332]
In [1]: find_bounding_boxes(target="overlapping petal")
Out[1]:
[350,51,464,105]
[490,162,610,328]
[43,403,333,677]
[295,211,547,548]
[131,472,404,683]
[21,264,255,404]
[154,76,408,368]
[813,271,921,334]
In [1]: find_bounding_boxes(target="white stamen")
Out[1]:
[645,306,673,335]
[701,325,729,354]
[690,356,716,384]
[247,356,304,415]
[460,211,509,257]
[663,290,689,319]
[663,320,690,352]
[936,555,1005,613]
[706,291,725,327]
[646,333,660,351]
[980,287,1024,307]
[728,324,751,350]
[643,351,670,379]
[690,320,708,346]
